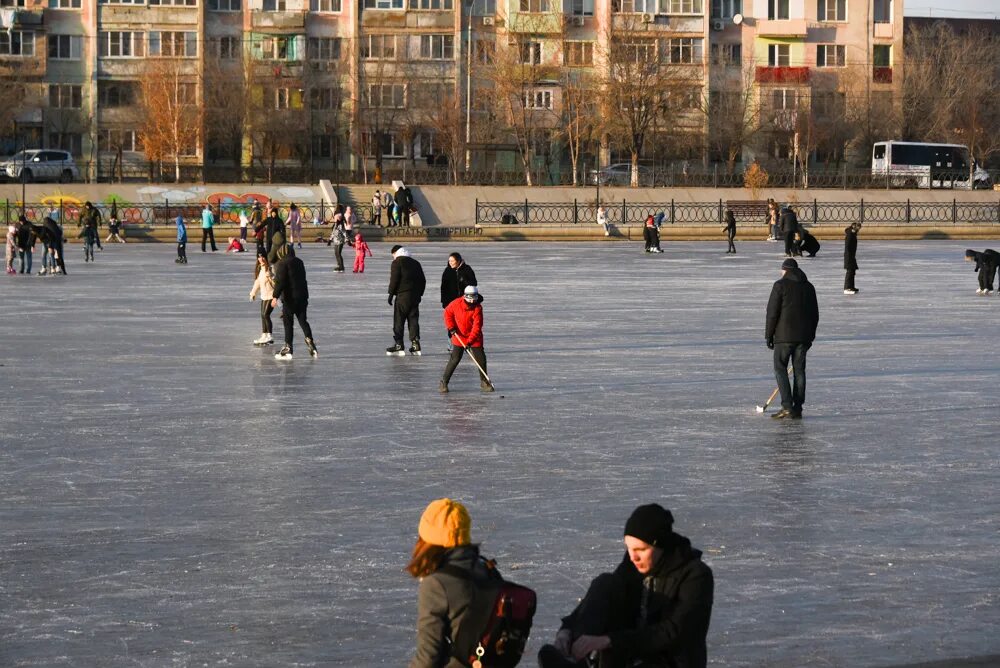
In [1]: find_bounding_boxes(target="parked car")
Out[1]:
[1,149,81,183]
[589,163,653,186]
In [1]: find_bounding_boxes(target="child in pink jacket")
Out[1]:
[353,232,372,273]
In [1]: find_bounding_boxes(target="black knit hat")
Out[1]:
[781,258,798,270]
[624,504,674,547]
[391,245,402,255]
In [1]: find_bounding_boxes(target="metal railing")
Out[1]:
[475,198,1000,226]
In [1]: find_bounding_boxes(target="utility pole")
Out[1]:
[464,0,474,173]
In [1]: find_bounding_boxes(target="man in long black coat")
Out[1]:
[387,245,426,355]
[780,206,799,257]
[844,222,860,294]
[271,245,317,359]
[765,258,819,419]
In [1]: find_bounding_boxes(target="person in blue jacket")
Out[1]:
[175,215,188,264]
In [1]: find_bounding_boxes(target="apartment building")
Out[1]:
[0,0,902,179]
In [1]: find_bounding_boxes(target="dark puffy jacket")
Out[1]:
[765,267,819,344]
[42,218,63,246]
[565,533,714,668]
[845,227,858,271]
[265,214,285,253]
[983,249,1000,272]
[273,255,309,307]
[411,545,492,668]
[440,263,477,307]
[389,254,426,299]
[780,209,799,235]
[16,222,35,250]
[799,229,820,256]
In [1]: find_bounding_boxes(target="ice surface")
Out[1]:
[1,239,998,667]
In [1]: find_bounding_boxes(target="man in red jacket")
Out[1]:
[440,285,492,393]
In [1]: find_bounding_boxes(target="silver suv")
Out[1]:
[2,149,81,183]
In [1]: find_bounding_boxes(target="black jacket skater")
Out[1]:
[765,267,819,344]
[799,228,820,257]
[844,226,859,271]
[273,254,309,309]
[440,263,477,308]
[389,254,427,301]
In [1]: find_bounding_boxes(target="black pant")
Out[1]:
[727,234,736,252]
[784,232,796,255]
[281,303,313,349]
[774,342,809,412]
[261,300,274,334]
[393,294,420,344]
[561,573,636,667]
[240,227,248,241]
[845,269,856,290]
[334,242,345,271]
[442,346,488,385]
[982,264,997,290]
[177,242,186,260]
[201,227,217,252]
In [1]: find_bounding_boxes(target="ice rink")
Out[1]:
[1,237,998,667]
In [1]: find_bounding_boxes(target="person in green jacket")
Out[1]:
[201,204,218,252]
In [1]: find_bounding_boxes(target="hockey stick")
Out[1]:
[453,333,495,390]
[755,387,780,413]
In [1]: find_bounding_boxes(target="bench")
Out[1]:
[725,200,769,221]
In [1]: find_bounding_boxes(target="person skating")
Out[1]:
[766,199,779,241]
[352,232,372,273]
[965,248,999,294]
[287,203,302,249]
[201,204,218,252]
[724,208,736,253]
[31,221,53,275]
[249,253,276,346]
[15,216,35,274]
[264,206,286,265]
[643,215,663,253]
[105,202,125,244]
[797,227,820,257]
[537,503,713,668]
[440,252,478,309]
[765,258,819,419]
[226,237,246,253]
[39,217,67,275]
[175,215,188,264]
[81,214,99,263]
[5,222,15,274]
[250,201,266,256]
[239,210,249,242]
[780,206,799,257]
[81,201,103,251]
[387,244,426,356]
[844,223,861,294]
[270,245,317,360]
[328,217,349,272]
[440,286,491,393]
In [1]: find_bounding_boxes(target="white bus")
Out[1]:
[871,141,992,189]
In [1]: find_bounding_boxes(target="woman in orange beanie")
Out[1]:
[407,498,490,668]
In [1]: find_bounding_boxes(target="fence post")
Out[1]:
[474,198,478,226]
[813,198,818,224]
[320,199,325,223]
[718,198,723,224]
[670,198,675,225]
[574,198,578,225]
[906,198,911,224]
[165,199,170,227]
[622,198,626,227]
[524,198,529,226]
[4,199,7,223]
[953,198,957,224]
[713,163,718,188]
[859,198,864,225]
[843,164,847,189]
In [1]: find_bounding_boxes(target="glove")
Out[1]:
[448,329,458,338]
[766,336,774,350]
[387,295,394,305]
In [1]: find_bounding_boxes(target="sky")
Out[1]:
[904,0,1000,19]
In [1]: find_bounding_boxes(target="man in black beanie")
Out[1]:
[765,257,819,419]
[538,504,714,668]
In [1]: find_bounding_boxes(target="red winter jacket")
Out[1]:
[443,296,484,348]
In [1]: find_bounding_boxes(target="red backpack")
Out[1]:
[440,559,537,668]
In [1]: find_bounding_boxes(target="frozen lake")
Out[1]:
[1,238,998,667]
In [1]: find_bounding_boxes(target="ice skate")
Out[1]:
[481,380,495,393]
[274,345,293,360]
[306,337,318,358]
[253,333,272,346]
[37,268,47,276]
[844,289,857,295]
[976,288,984,294]
[771,408,792,420]
[386,343,405,356]
[438,380,449,394]
[408,340,421,356]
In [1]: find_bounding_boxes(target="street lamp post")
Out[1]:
[464,0,474,174]
[19,130,26,216]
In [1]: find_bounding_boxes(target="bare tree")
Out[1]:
[705,60,768,173]
[203,50,248,180]
[138,59,200,182]
[557,68,600,186]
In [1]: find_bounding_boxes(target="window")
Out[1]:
[768,0,788,19]
[366,131,405,157]
[1,0,25,6]
[361,34,397,60]
[49,0,82,8]
[617,40,656,63]
[873,0,889,22]
[363,0,403,9]
[215,36,240,59]
[710,42,741,66]
[98,81,139,107]
[612,0,655,12]
[771,88,796,110]
[817,0,845,21]
[816,44,845,67]
[522,89,552,109]
[519,0,547,10]
[564,41,593,66]
[471,0,495,14]
[873,44,890,67]
[410,0,452,8]
[100,31,145,57]
[0,31,34,56]
[667,87,700,110]
[571,0,593,14]
[176,83,197,104]
[262,0,286,9]
[368,83,406,108]
[311,0,341,8]
[665,38,702,64]
[48,34,82,60]
[519,41,541,65]
[276,88,289,109]
[711,0,740,18]
[767,43,790,66]
[150,0,197,6]
[99,129,141,152]
[312,134,339,159]
[414,131,435,159]
[418,35,454,60]
[208,0,240,9]
[100,0,142,4]
[662,0,702,13]
[49,133,83,157]
[259,36,300,60]
[49,84,82,109]
[310,87,340,109]
[812,91,845,116]
[149,31,198,57]
[475,39,494,64]
[308,37,341,60]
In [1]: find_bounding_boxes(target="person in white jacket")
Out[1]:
[597,205,610,236]
[249,254,276,346]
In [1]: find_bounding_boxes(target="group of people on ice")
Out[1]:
[5,215,68,276]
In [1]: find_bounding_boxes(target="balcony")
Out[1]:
[12,9,43,27]
[756,18,808,37]
[874,21,893,39]
[755,66,810,84]
[873,66,892,84]
[0,57,45,78]
[251,10,306,30]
